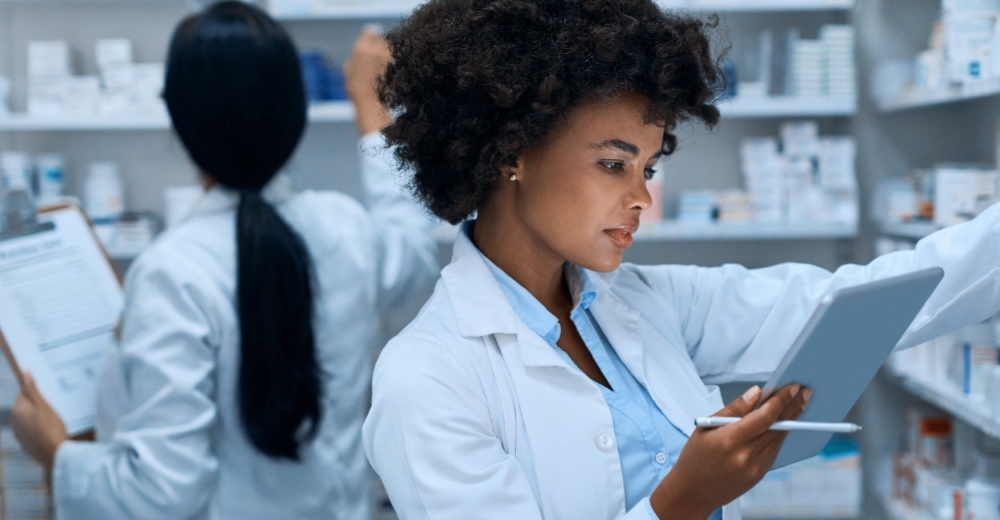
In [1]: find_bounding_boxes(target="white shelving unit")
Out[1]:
[719,95,856,118]
[271,0,855,21]
[878,78,1000,113]
[882,367,1000,440]
[879,222,941,241]
[880,494,933,520]
[433,221,856,243]
[0,102,354,131]
[664,0,855,10]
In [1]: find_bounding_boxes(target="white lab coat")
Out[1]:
[364,204,1000,520]
[52,134,439,520]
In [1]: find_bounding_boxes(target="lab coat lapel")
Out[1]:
[496,324,627,520]
[588,276,715,437]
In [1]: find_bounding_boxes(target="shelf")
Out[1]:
[0,102,354,131]
[660,0,855,11]
[718,96,856,118]
[271,0,854,20]
[434,221,857,243]
[270,3,419,20]
[878,79,1000,112]
[879,222,941,241]
[882,367,1000,441]
[879,494,933,520]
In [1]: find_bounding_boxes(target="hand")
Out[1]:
[11,372,68,472]
[344,27,392,136]
[649,383,812,520]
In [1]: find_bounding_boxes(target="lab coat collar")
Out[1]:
[178,173,298,226]
[440,222,521,338]
[441,223,629,371]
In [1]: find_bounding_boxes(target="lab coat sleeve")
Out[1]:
[363,334,546,520]
[636,202,1000,383]
[359,133,440,312]
[52,249,220,520]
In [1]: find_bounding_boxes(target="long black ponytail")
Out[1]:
[162,1,321,460]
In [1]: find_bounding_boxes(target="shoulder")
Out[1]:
[278,190,375,258]
[593,262,703,298]
[373,281,486,394]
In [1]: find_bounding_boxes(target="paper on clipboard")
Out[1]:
[0,205,123,435]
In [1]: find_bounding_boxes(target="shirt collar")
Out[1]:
[469,224,598,344]
[179,173,298,226]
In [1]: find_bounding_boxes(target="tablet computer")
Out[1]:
[761,267,944,469]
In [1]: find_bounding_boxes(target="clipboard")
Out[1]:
[0,203,124,435]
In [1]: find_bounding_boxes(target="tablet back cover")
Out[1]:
[764,267,943,469]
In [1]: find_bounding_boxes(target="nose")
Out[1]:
[626,170,652,212]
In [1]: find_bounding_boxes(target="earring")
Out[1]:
[509,173,517,181]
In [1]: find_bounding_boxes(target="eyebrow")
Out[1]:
[590,139,663,161]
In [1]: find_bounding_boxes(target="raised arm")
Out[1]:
[346,28,439,312]
[631,202,1000,384]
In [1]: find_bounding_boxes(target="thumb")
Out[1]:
[20,372,41,401]
[713,385,761,418]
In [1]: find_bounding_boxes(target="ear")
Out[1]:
[499,157,526,182]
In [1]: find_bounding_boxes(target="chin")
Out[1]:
[578,251,624,273]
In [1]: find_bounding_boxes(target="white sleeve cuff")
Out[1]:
[635,497,660,520]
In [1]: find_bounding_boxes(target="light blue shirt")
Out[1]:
[476,244,721,520]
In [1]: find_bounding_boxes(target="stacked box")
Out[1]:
[738,122,858,225]
[740,436,862,519]
[0,428,52,520]
[792,40,825,97]
[822,25,856,98]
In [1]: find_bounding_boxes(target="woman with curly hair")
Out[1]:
[363,0,1000,518]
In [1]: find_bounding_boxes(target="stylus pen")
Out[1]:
[694,417,862,433]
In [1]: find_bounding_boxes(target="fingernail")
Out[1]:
[743,385,761,403]
[790,384,800,398]
[802,388,813,404]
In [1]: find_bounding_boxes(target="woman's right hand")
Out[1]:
[344,27,392,136]
[649,383,812,520]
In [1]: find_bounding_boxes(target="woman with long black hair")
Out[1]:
[9,2,438,519]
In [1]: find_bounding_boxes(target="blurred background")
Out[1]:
[4,0,1000,518]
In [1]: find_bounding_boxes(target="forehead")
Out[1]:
[548,93,665,149]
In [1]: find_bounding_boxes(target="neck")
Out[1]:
[472,195,572,314]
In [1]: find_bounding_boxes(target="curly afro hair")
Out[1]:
[380,0,725,224]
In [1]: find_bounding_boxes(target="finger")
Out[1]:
[729,384,800,437]
[712,385,762,419]
[20,372,41,401]
[776,387,810,422]
[753,428,791,459]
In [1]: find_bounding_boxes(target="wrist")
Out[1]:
[41,435,66,473]
[650,473,716,520]
[352,98,391,136]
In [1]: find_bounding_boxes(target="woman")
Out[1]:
[10,3,438,519]
[362,0,1000,518]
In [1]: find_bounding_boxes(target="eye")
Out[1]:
[600,161,625,172]
[644,167,657,181]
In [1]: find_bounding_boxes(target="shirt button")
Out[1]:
[595,431,616,453]
[655,452,668,465]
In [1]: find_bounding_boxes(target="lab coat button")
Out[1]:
[595,431,616,452]
[655,452,667,465]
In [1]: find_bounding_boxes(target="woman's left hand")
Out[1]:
[11,372,67,472]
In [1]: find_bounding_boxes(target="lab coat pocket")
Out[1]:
[704,385,724,415]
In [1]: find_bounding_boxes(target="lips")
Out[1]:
[604,223,639,249]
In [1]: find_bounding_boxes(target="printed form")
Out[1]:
[0,207,123,434]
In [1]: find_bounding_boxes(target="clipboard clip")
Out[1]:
[0,186,52,241]
[0,221,56,242]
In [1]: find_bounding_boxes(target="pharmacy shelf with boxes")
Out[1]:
[876,405,1000,520]
[0,38,354,130]
[676,120,858,229]
[873,0,1000,112]
[870,166,1000,519]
